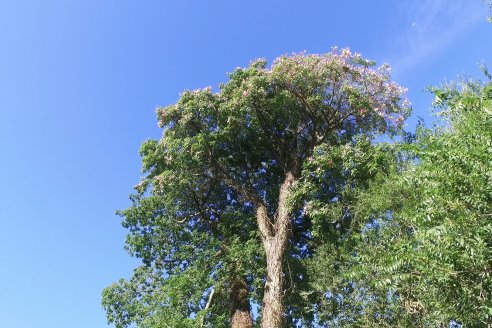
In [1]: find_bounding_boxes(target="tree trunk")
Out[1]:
[259,171,297,328]
[261,236,286,328]
[230,277,253,328]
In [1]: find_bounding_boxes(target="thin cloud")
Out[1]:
[391,0,485,74]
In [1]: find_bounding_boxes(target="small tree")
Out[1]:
[103,48,410,327]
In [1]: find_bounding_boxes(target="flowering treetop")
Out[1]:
[106,48,411,328]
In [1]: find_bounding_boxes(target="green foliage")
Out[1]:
[332,80,492,326]
[103,49,409,327]
[103,150,263,327]
[289,138,409,327]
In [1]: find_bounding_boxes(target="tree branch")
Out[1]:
[200,287,215,328]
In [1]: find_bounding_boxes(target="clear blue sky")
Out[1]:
[0,1,490,327]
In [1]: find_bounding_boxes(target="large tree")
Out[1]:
[103,48,410,327]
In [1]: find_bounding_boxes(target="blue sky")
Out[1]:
[0,1,490,327]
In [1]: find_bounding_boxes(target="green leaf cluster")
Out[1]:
[309,81,492,327]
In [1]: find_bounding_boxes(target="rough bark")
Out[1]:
[260,171,297,328]
[230,277,253,328]
[218,161,298,328]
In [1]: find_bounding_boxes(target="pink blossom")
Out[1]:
[395,115,404,125]
[373,107,385,117]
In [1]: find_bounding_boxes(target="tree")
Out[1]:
[103,48,410,327]
[333,80,492,326]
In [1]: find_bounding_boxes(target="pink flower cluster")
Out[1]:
[268,48,411,131]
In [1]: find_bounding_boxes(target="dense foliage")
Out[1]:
[102,49,410,327]
[304,81,492,327]
[102,42,492,327]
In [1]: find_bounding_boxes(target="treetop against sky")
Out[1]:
[0,1,490,327]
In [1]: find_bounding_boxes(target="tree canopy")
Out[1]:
[302,80,492,327]
[353,81,492,326]
[102,44,492,328]
[102,48,410,327]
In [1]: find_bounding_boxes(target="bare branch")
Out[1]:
[200,287,215,328]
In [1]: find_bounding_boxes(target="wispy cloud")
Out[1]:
[390,0,485,74]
